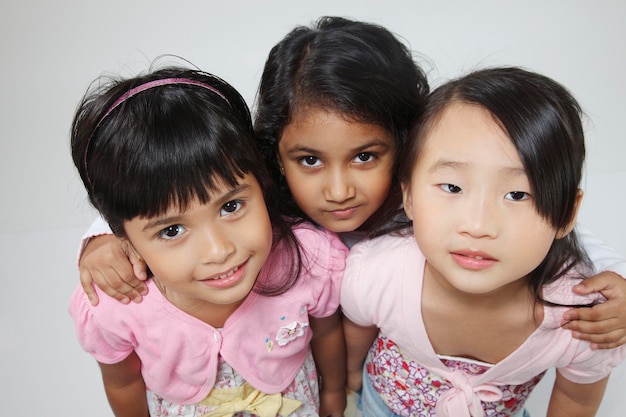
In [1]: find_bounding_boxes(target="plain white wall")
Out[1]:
[1,1,625,416]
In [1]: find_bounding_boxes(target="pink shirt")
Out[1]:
[341,233,626,416]
[70,223,348,405]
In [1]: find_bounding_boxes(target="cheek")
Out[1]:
[285,177,318,211]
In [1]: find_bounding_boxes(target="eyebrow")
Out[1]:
[284,139,392,155]
[142,183,252,231]
[428,158,526,176]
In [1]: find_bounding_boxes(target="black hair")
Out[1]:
[254,16,430,235]
[71,66,302,295]
[398,66,593,304]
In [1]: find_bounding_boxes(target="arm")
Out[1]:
[562,225,626,349]
[546,371,609,417]
[309,310,346,417]
[342,316,379,392]
[79,216,148,306]
[99,351,149,417]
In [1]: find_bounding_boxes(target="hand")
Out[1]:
[79,234,149,306]
[318,387,347,417]
[561,271,626,349]
[346,368,364,393]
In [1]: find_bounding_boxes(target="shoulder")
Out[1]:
[292,222,348,251]
[69,280,162,329]
[542,265,604,306]
[348,231,417,266]
[341,232,422,324]
[292,222,349,268]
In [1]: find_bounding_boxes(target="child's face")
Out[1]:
[402,102,559,297]
[123,173,272,316]
[278,108,396,233]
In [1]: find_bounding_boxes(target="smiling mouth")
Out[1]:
[208,265,240,280]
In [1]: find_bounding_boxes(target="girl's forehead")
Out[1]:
[418,103,521,167]
[282,107,395,150]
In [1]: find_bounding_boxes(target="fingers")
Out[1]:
[572,271,626,297]
[79,269,100,306]
[562,302,626,349]
[123,240,149,282]
[79,234,147,304]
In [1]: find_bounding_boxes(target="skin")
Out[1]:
[122,174,273,326]
[278,108,396,234]
[99,351,148,417]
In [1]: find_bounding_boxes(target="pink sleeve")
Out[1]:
[68,284,134,364]
[558,342,626,384]
[544,277,626,383]
[340,240,373,326]
[296,225,348,318]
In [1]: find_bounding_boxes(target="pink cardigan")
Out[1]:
[70,223,347,404]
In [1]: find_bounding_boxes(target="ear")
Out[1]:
[276,152,285,176]
[401,181,414,220]
[556,189,584,239]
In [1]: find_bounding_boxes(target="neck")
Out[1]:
[153,278,244,328]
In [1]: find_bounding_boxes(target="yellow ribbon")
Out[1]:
[199,382,302,417]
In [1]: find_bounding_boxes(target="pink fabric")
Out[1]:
[341,233,626,417]
[70,223,347,405]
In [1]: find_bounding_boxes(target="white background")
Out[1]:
[1,1,624,415]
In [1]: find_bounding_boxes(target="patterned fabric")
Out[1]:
[147,352,320,416]
[366,335,545,417]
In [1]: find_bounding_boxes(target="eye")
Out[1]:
[298,156,322,168]
[505,191,530,201]
[220,199,243,216]
[440,183,462,194]
[159,224,186,240]
[353,152,375,163]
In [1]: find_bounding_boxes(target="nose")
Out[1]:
[323,166,356,203]
[196,226,235,264]
[457,193,498,239]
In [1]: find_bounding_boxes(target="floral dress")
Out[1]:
[366,335,545,417]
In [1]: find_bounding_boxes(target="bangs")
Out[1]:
[88,89,259,224]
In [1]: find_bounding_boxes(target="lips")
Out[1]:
[451,251,497,270]
[199,260,248,288]
[327,206,359,220]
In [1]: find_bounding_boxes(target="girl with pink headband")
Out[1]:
[70,66,348,416]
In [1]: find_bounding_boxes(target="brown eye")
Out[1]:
[506,191,530,201]
[220,200,244,216]
[159,225,185,239]
[441,184,462,193]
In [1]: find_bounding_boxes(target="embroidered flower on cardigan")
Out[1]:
[276,321,309,346]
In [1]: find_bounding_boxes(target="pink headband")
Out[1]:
[84,77,228,183]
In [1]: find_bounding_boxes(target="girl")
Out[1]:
[69,66,348,417]
[77,17,626,347]
[341,67,626,417]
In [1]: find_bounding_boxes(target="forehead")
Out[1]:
[281,107,395,153]
[417,102,522,170]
